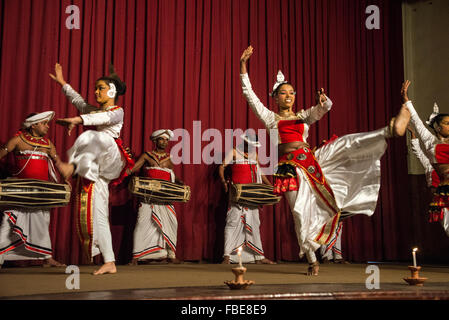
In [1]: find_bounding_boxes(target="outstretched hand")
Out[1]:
[240,46,254,63]
[49,63,67,86]
[56,118,77,136]
[316,88,327,106]
[401,80,411,103]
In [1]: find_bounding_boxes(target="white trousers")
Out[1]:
[285,127,388,264]
[320,223,343,260]
[90,178,115,263]
[223,204,265,263]
[132,202,178,260]
[69,130,125,263]
[0,209,52,265]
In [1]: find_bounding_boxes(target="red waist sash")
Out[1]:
[143,167,172,181]
[277,147,325,184]
[14,154,49,181]
[231,164,258,184]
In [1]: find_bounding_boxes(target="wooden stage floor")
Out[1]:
[1,262,449,300]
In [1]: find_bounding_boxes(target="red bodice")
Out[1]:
[435,144,449,164]
[278,119,305,144]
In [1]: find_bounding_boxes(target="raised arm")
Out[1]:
[50,63,97,114]
[401,81,437,153]
[299,88,332,125]
[240,46,276,128]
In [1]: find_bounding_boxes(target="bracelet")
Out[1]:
[2,146,8,153]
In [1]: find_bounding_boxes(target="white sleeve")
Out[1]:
[406,100,437,155]
[240,73,276,128]
[62,84,98,114]
[299,96,332,125]
[81,108,124,127]
[410,138,434,187]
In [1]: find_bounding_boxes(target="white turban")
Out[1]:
[22,111,55,128]
[151,129,174,141]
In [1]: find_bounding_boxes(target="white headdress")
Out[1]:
[22,111,55,128]
[151,129,174,141]
[269,70,289,96]
[426,102,439,128]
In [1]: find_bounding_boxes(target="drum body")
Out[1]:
[230,183,281,207]
[129,177,190,204]
[0,178,71,209]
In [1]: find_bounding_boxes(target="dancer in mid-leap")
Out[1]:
[239,45,409,275]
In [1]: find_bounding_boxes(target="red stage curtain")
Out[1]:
[1,0,434,265]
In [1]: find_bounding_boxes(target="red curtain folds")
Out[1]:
[1,0,443,265]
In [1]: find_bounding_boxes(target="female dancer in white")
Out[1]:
[239,46,409,275]
[50,63,133,275]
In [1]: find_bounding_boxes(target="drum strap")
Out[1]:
[12,146,39,177]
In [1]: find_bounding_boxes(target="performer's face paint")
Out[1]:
[95,80,114,106]
[275,84,296,110]
[31,120,50,137]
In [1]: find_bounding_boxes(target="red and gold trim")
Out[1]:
[18,131,51,149]
[110,138,135,187]
[75,177,95,262]
[147,150,171,166]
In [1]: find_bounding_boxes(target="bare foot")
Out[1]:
[43,258,66,268]
[93,262,117,275]
[334,259,350,264]
[167,257,182,264]
[307,262,319,276]
[221,256,231,264]
[128,258,138,266]
[321,257,331,264]
[256,258,276,265]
